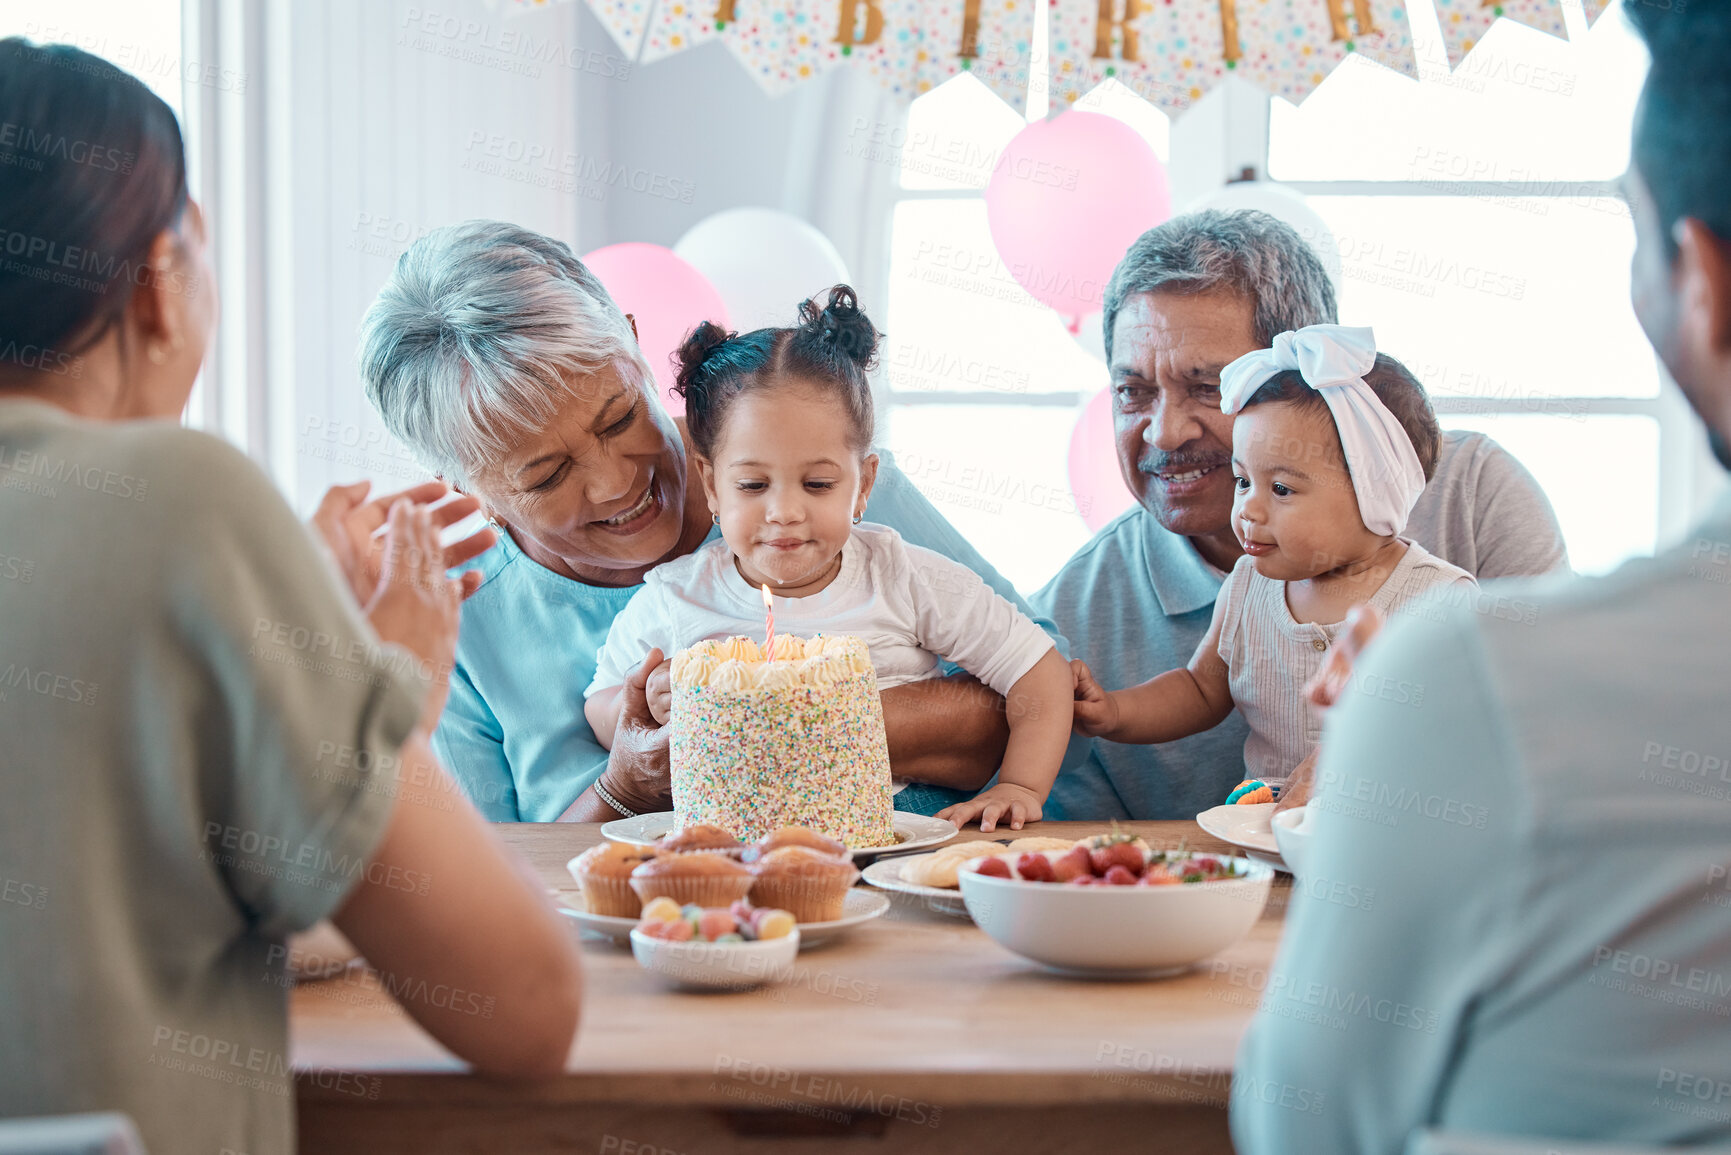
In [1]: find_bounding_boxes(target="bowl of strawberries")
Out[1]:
[955,832,1274,978]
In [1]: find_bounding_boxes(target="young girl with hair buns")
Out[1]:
[584,286,1072,831]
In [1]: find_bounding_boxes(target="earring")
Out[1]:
[712,513,720,526]
[852,512,863,525]
[486,514,503,530]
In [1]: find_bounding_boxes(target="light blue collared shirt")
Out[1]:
[1232,493,1731,1153]
[433,450,1066,821]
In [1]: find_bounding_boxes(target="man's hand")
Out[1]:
[310,480,495,609]
[1277,748,1318,813]
[1070,659,1121,738]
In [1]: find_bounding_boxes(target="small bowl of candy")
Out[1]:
[956,832,1274,979]
[629,898,800,991]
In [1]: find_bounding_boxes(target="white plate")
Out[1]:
[556,888,890,949]
[1194,803,1288,871]
[797,888,892,947]
[600,812,958,859]
[555,896,638,943]
[859,854,971,917]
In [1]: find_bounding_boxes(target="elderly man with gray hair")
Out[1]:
[1032,209,1569,820]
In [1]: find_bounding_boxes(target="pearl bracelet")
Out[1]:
[593,776,638,819]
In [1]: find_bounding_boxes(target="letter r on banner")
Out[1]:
[1093,0,1141,61]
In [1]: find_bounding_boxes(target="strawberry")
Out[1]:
[971,856,1012,878]
[1139,865,1180,886]
[1090,842,1145,876]
[1067,875,1098,887]
[1103,864,1139,886]
[1052,846,1094,882]
[1016,853,1056,883]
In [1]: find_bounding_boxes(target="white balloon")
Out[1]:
[673,208,851,333]
[1072,310,1106,362]
[1188,182,1342,291]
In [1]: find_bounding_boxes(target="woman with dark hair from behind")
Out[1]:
[0,39,581,1155]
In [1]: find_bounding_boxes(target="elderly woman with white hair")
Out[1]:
[352,220,1064,822]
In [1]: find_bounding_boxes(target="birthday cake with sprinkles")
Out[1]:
[668,634,896,849]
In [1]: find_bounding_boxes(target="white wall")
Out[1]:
[256,0,897,513]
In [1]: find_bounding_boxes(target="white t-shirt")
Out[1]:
[587,521,1055,702]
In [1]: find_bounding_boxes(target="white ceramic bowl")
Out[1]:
[1271,806,1313,876]
[957,856,1273,978]
[629,927,800,990]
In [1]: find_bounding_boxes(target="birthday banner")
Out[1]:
[559,0,1578,114]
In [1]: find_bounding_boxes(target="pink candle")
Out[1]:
[760,582,775,661]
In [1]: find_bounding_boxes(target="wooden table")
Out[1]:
[293,821,1289,1154]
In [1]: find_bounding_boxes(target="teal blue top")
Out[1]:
[433,451,1067,821]
[1232,494,1731,1151]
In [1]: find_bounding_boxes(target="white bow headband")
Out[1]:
[1218,325,1425,537]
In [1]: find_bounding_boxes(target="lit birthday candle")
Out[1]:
[760,582,775,661]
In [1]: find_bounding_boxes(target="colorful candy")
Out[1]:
[1225,779,1273,805]
[634,900,796,943]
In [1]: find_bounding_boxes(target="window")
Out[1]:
[881,59,1170,594]
[1271,5,1664,576]
[0,2,185,118]
[883,3,1688,587]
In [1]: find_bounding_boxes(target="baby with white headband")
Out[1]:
[1071,324,1477,799]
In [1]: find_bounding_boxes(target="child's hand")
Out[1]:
[1070,659,1120,738]
[937,782,1044,833]
[646,657,673,726]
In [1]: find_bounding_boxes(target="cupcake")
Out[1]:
[660,823,743,855]
[569,842,658,917]
[629,852,754,910]
[741,825,848,863]
[748,846,859,922]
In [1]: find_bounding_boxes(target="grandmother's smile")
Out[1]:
[591,474,662,535]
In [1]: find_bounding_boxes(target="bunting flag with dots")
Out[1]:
[1580,0,1612,27]
[1047,0,1228,116]
[1431,0,1568,70]
[1235,0,1418,106]
[581,0,656,58]
[868,0,1037,112]
[641,0,729,65]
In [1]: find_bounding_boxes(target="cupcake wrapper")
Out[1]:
[579,874,642,918]
[630,874,754,910]
[749,873,853,923]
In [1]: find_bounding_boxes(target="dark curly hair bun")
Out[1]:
[798,285,879,369]
[672,319,736,404]
[673,284,879,459]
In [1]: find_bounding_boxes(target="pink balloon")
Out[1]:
[580,242,729,417]
[985,112,1170,331]
[1068,387,1136,533]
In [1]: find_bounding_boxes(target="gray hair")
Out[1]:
[358,219,646,488]
[1102,208,1337,363]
